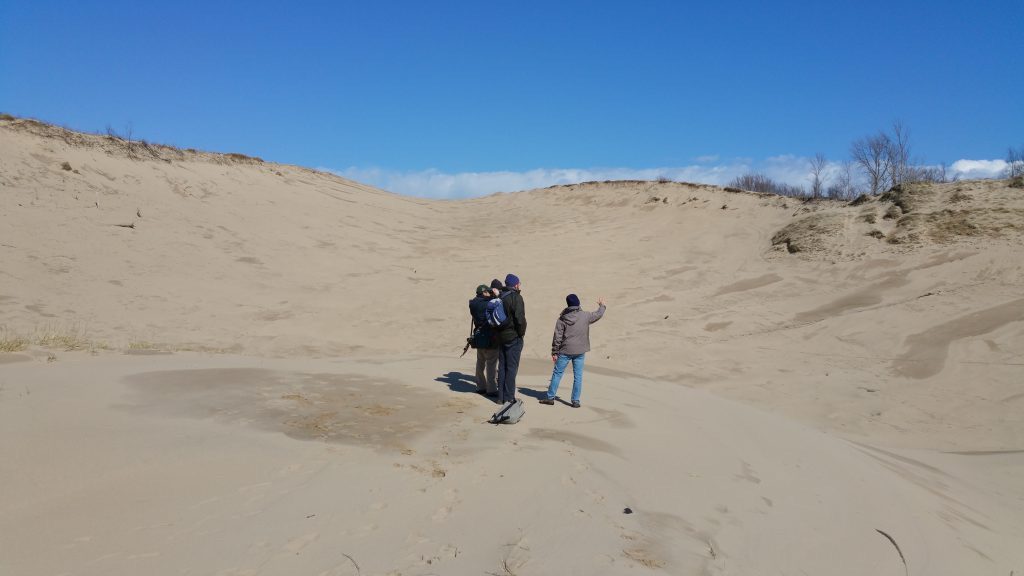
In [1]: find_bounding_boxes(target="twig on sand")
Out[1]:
[708,539,717,559]
[875,529,908,576]
[484,554,519,576]
[485,559,517,576]
[341,552,361,575]
[113,222,135,229]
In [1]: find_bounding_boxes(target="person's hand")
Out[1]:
[598,297,606,306]
[551,355,558,362]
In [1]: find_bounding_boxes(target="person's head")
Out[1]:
[490,278,504,290]
[505,273,521,291]
[566,293,580,307]
[476,284,490,297]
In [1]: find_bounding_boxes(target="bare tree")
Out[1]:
[850,132,892,194]
[809,153,828,198]
[103,121,138,159]
[906,162,953,183]
[887,120,911,186]
[1006,146,1024,178]
[827,161,858,199]
[729,173,805,197]
[124,121,136,159]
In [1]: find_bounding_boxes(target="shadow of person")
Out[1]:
[519,387,573,406]
[435,371,478,394]
[517,387,547,400]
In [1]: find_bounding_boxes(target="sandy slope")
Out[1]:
[2,118,1023,575]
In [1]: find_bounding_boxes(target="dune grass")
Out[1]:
[127,340,160,351]
[34,324,92,350]
[1,324,110,352]
[0,327,31,352]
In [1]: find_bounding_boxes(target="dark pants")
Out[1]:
[497,336,523,403]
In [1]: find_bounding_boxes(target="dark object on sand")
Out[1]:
[623,507,633,514]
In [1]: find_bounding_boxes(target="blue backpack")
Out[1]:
[486,292,512,328]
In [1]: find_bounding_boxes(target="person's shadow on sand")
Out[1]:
[517,387,546,400]
[519,387,573,406]
[435,371,478,394]
[435,372,506,404]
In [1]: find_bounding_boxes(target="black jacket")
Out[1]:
[468,295,497,349]
[495,288,527,344]
[469,295,489,328]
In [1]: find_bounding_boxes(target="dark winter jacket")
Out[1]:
[495,288,527,344]
[551,304,606,356]
[468,295,498,349]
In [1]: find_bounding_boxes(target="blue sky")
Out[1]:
[2,1,1021,197]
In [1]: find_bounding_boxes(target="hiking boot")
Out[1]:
[539,398,555,405]
[571,400,581,408]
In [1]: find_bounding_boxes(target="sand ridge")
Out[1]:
[2,118,1024,574]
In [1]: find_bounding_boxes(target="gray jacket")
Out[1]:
[551,304,606,356]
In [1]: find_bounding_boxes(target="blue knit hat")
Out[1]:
[566,293,580,307]
[505,273,520,287]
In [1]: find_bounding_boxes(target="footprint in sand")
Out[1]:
[498,535,531,574]
[284,532,319,553]
[623,546,666,569]
[735,460,762,484]
[431,488,460,522]
[405,542,460,570]
[584,487,606,504]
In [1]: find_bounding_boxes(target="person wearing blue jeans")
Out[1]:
[547,353,586,405]
[540,294,606,408]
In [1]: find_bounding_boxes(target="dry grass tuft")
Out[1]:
[0,327,31,352]
[34,324,92,351]
[848,194,873,206]
[771,213,844,254]
[1,324,109,352]
[223,152,264,164]
[128,340,161,351]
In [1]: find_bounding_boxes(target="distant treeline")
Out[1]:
[728,121,1023,200]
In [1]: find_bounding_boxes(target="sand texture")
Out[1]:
[2,117,1023,575]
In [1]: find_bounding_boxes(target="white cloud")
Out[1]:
[329,165,754,198]
[950,159,1007,179]
[324,156,1008,199]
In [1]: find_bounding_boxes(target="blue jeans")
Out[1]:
[546,353,585,404]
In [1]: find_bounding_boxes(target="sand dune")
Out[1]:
[2,117,1023,574]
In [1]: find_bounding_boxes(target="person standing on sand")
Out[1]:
[468,283,500,397]
[539,294,606,408]
[495,273,526,404]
